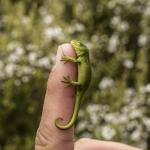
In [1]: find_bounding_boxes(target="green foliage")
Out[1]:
[0,0,150,149]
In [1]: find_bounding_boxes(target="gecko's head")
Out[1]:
[71,40,88,54]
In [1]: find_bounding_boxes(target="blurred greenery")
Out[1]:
[0,0,150,149]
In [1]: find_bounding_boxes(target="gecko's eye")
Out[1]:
[71,40,81,47]
[71,40,87,51]
[77,41,84,48]
[75,41,81,46]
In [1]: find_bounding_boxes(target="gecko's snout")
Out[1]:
[71,40,84,50]
[71,40,80,47]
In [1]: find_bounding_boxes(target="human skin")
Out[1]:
[35,43,142,150]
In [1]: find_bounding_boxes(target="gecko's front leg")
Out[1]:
[61,52,80,63]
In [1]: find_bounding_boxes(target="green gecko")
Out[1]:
[55,40,92,129]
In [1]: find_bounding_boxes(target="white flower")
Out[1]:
[21,16,30,25]
[139,84,150,93]
[139,86,145,93]
[129,109,142,119]
[126,88,135,96]
[5,63,16,77]
[7,47,24,63]
[87,104,101,113]
[143,118,150,130]
[144,5,150,17]
[111,16,121,26]
[51,54,56,64]
[145,83,150,93]
[11,30,18,38]
[45,27,63,38]
[15,47,24,56]
[131,129,141,141]
[111,16,129,32]
[108,1,116,9]
[102,126,116,140]
[7,41,20,51]
[90,112,99,125]
[44,15,53,25]
[118,22,129,32]
[108,34,119,53]
[15,66,32,77]
[125,0,136,4]
[74,23,85,32]
[21,66,32,74]
[138,35,148,46]
[39,7,47,16]
[28,52,37,63]
[80,132,92,138]
[38,57,50,68]
[14,79,21,86]
[123,59,134,69]
[99,77,114,89]
[105,113,116,122]
[26,44,38,51]
[119,114,128,123]
[22,76,30,83]
[76,121,88,132]
[127,120,138,130]
[8,53,19,62]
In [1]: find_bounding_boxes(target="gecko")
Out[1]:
[55,40,92,130]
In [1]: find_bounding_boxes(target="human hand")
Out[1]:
[35,43,142,150]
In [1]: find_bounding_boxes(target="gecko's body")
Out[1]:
[55,40,92,129]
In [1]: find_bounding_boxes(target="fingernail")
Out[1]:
[56,44,71,64]
[52,44,70,71]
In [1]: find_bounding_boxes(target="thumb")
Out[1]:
[35,44,77,150]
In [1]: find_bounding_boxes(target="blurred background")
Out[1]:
[0,0,150,149]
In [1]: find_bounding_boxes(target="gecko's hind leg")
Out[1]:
[61,76,80,87]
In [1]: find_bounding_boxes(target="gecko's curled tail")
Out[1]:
[55,94,82,129]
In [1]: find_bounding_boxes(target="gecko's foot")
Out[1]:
[61,51,70,64]
[61,76,73,87]
[61,51,78,64]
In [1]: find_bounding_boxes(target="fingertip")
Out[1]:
[56,43,76,64]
